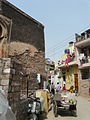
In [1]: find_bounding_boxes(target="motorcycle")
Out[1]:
[27,95,41,120]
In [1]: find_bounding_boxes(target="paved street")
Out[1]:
[44,96,90,120]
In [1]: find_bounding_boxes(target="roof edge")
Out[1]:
[2,0,44,28]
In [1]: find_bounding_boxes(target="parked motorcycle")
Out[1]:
[27,95,41,120]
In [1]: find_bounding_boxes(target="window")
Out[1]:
[89,48,90,54]
[81,68,89,79]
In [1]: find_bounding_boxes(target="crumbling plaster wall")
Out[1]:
[1,0,45,52]
[0,0,46,84]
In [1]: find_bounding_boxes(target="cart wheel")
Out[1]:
[71,110,77,117]
[53,101,58,117]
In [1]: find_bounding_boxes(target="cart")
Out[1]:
[53,90,77,117]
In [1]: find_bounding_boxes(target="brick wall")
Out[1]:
[9,50,45,120]
[0,58,27,120]
[11,49,45,96]
[0,58,22,119]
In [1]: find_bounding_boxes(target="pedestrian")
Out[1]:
[56,82,61,93]
[69,85,74,93]
[46,83,50,92]
[50,83,55,95]
[63,84,66,90]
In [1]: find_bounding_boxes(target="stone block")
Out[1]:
[3,68,11,74]
[1,79,9,85]
[11,86,21,92]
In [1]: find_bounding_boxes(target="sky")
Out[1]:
[8,0,90,61]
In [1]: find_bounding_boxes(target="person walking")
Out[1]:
[56,82,61,93]
[63,84,66,90]
[50,83,55,95]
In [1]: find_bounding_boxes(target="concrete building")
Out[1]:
[75,29,90,96]
[58,42,79,91]
[45,58,55,85]
[45,58,55,72]
[45,59,63,89]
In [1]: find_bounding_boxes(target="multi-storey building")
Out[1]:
[58,42,79,91]
[75,29,90,96]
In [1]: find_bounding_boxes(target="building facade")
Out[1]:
[58,42,79,91]
[45,58,55,86]
[75,29,90,96]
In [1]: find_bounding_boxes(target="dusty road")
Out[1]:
[44,96,90,120]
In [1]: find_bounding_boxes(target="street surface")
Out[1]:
[44,96,90,120]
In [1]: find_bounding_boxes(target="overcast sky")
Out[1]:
[8,0,90,61]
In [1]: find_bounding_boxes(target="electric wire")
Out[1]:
[46,35,74,53]
[47,25,90,52]
[46,25,90,59]
[47,37,74,55]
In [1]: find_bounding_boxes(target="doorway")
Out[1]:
[74,74,78,92]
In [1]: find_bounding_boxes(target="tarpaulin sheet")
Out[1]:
[0,91,16,120]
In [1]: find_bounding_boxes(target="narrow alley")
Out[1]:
[0,1,90,120]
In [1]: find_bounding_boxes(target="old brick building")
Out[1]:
[0,0,45,120]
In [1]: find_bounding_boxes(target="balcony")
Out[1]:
[79,55,90,69]
[75,29,90,48]
[58,53,77,68]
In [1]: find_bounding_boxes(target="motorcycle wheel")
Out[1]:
[30,114,38,120]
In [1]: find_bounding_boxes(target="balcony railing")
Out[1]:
[76,33,90,42]
[58,54,76,67]
[79,56,90,67]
